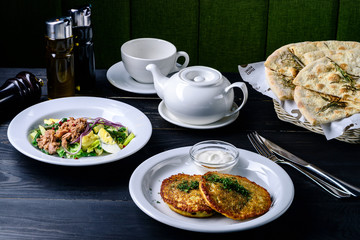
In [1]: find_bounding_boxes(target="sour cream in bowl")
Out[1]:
[189,140,239,173]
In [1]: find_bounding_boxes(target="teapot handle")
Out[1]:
[224,82,248,117]
[171,51,190,72]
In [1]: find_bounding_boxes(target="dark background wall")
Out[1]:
[1,0,359,72]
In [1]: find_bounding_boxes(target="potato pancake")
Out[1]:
[160,173,215,218]
[199,172,272,220]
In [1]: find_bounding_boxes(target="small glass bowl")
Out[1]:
[189,140,239,173]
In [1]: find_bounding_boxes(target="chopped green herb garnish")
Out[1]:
[280,74,296,88]
[205,174,250,199]
[288,48,305,68]
[327,57,359,93]
[318,94,347,113]
[318,101,347,113]
[177,180,199,193]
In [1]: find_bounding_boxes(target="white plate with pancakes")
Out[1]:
[129,146,294,232]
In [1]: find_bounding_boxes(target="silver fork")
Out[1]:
[248,132,351,198]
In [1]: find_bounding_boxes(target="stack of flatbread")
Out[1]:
[265,40,360,125]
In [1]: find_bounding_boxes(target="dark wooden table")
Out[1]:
[0,68,359,240]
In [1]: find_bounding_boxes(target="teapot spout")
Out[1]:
[146,64,168,99]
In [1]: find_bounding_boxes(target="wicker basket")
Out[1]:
[273,100,360,144]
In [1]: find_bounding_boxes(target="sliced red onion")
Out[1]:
[87,117,124,128]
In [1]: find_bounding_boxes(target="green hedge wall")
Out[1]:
[1,0,360,72]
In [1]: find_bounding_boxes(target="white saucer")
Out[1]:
[158,101,239,129]
[106,61,157,94]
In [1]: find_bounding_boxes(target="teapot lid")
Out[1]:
[179,66,222,86]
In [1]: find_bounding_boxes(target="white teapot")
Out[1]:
[146,64,248,125]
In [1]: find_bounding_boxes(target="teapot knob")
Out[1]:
[194,76,205,82]
[179,66,221,86]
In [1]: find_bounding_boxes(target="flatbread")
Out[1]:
[301,49,338,65]
[293,56,360,102]
[265,41,360,100]
[294,86,360,125]
[264,43,304,100]
[265,68,295,100]
[290,40,360,63]
[265,43,305,77]
[302,48,360,67]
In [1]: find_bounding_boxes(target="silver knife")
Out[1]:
[258,134,360,197]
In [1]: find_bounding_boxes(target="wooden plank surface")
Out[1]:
[0,68,359,239]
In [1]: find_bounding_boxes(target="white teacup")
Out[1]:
[121,38,190,84]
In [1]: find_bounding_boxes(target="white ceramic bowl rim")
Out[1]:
[189,140,239,168]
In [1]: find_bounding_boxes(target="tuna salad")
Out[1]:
[29,117,135,159]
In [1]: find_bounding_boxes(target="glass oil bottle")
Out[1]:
[45,17,75,99]
[69,5,96,93]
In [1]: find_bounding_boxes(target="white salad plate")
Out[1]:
[129,146,294,233]
[106,61,157,94]
[158,101,240,129]
[7,97,152,166]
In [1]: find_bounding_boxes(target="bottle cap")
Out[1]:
[45,17,72,40]
[69,5,91,27]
